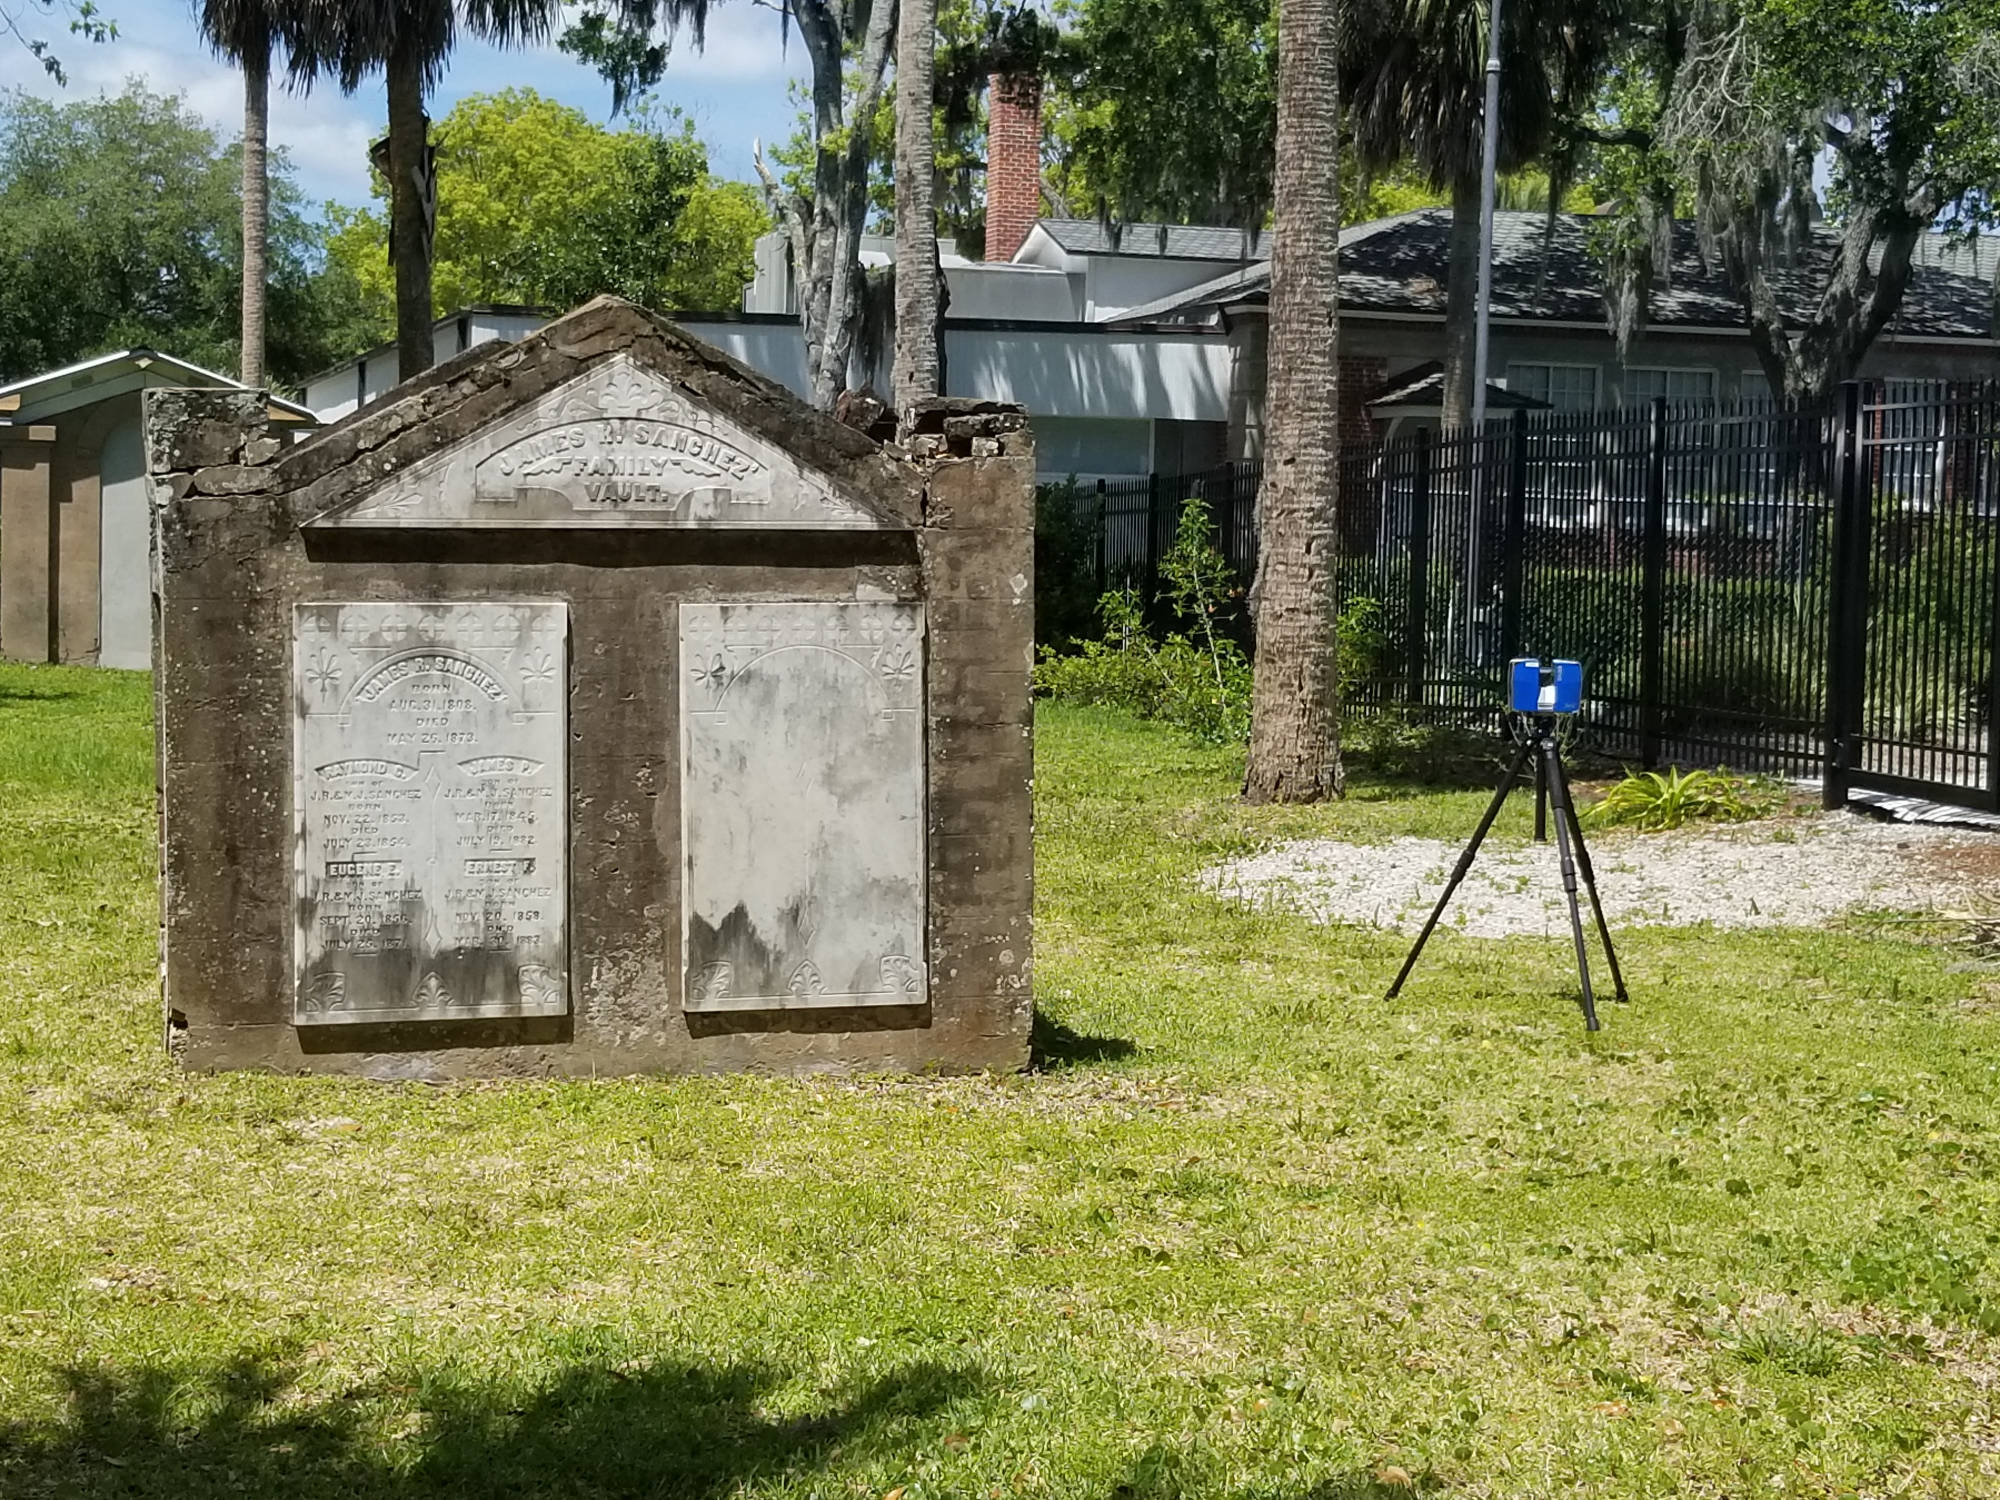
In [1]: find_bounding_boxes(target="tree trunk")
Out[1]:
[239,33,269,391]
[814,130,872,407]
[1440,170,1480,429]
[802,40,844,406]
[748,1,894,410]
[1243,0,1344,805]
[386,39,434,384]
[892,0,941,411]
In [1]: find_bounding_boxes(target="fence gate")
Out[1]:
[1824,383,2000,811]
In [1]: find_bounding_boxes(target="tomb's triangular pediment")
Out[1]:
[308,353,896,531]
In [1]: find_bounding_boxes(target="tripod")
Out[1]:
[1385,714,1628,1030]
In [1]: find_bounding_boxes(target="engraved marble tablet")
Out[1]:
[681,601,927,1011]
[294,602,568,1025]
[308,353,893,531]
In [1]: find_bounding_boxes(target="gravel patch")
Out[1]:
[1202,812,1999,938]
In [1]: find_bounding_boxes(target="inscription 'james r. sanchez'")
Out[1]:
[475,415,767,510]
[293,601,568,1026]
[310,353,886,530]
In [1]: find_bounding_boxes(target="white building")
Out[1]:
[295,86,1997,468]
[297,211,2000,487]
[0,350,314,667]
[299,223,1265,482]
[302,306,551,425]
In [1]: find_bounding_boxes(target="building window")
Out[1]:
[1739,369,1774,407]
[1505,362,1599,411]
[1881,379,1951,507]
[1622,366,1716,406]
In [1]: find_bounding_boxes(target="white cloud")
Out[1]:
[647,7,814,82]
[1,0,810,205]
[0,4,381,202]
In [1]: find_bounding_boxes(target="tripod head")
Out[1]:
[1508,656,1583,717]
[1506,656,1583,744]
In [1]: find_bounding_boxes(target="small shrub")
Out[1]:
[1034,480,1106,650]
[1033,497,1253,744]
[1578,767,1778,832]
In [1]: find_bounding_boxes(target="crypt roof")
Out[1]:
[279,297,924,533]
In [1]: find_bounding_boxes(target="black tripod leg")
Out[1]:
[1540,738,1600,1031]
[1551,752,1630,1003]
[1386,736,1535,1000]
[1533,751,1548,843]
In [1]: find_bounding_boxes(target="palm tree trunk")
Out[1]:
[239,32,270,390]
[386,38,434,383]
[1440,169,1481,429]
[892,0,941,411]
[1243,0,1344,805]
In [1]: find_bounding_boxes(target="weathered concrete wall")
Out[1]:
[149,298,1034,1078]
[96,409,151,669]
[0,390,149,667]
[0,427,56,662]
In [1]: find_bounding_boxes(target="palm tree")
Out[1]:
[196,0,281,389]
[1340,0,1627,425]
[1243,0,1343,804]
[892,0,941,412]
[290,0,563,383]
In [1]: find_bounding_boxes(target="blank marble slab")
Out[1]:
[680,600,927,1011]
[293,601,568,1025]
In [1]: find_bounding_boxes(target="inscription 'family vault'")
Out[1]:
[312,354,887,530]
[681,601,927,1011]
[294,601,568,1025]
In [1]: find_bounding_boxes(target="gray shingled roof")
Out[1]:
[1034,219,1272,261]
[1109,210,1999,340]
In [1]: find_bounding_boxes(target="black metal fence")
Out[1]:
[1043,380,2000,805]
[1828,382,2000,808]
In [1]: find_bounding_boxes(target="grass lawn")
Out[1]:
[3,661,1999,1498]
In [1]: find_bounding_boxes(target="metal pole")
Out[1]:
[1639,396,1669,767]
[1407,431,1433,708]
[1823,381,1868,809]
[1469,0,1504,435]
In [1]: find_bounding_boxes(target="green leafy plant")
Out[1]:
[1158,495,1245,702]
[1828,1213,2000,1337]
[1721,1318,1853,1377]
[1335,594,1391,694]
[1578,767,1777,832]
[1034,480,1107,650]
[1033,496,1252,743]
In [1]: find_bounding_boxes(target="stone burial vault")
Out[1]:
[147,298,1033,1077]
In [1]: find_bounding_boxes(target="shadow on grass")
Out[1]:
[0,684,81,705]
[1345,735,1629,797]
[0,1349,981,1499]
[1342,729,1512,793]
[1031,1011,1137,1070]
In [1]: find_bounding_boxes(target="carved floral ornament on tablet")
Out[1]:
[680,604,923,716]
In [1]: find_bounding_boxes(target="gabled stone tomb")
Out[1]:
[148,298,1033,1076]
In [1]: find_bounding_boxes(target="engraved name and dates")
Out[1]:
[293,601,568,1025]
[311,354,880,529]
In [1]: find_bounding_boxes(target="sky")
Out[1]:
[0,0,813,210]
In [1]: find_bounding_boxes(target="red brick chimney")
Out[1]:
[986,71,1043,262]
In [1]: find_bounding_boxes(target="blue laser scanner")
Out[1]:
[1508,657,1582,716]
